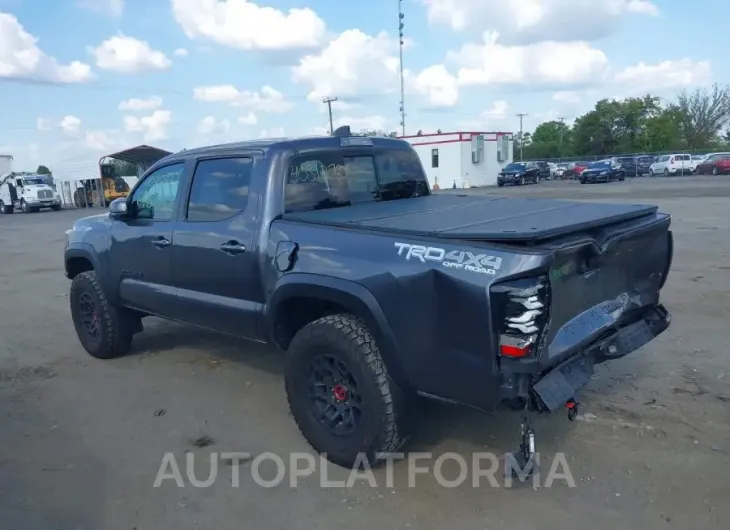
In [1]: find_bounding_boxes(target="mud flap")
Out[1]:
[532,355,594,412]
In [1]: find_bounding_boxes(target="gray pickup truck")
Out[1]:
[64,128,673,469]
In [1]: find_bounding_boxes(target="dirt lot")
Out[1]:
[1,176,729,530]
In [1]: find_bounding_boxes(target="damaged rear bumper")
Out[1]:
[500,304,671,412]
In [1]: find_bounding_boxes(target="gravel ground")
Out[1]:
[1,176,729,530]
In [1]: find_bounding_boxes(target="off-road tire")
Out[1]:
[70,271,134,359]
[285,314,410,469]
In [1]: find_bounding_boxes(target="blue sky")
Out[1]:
[0,0,726,175]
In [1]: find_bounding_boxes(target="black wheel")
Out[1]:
[51,205,62,211]
[20,199,30,213]
[285,314,410,468]
[73,189,87,208]
[520,176,526,186]
[70,271,134,359]
[497,182,504,187]
[663,168,669,177]
[580,179,586,184]
[535,175,540,183]
[0,200,11,214]
[712,166,718,176]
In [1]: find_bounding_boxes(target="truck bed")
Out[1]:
[282,193,659,242]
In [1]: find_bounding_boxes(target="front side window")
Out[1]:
[130,163,184,221]
[187,157,253,222]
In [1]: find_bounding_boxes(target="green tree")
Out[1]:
[676,83,730,148]
[36,165,51,174]
[357,129,398,137]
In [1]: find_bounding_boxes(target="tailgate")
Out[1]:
[540,212,672,366]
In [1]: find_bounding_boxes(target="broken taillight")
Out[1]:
[491,276,550,359]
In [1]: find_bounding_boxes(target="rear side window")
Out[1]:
[285,149,429,213]
[186,157,253,222]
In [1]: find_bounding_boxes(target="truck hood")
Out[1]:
[72,212,111,230]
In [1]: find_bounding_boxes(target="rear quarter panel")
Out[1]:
[265,220,551,410]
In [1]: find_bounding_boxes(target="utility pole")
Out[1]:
[516,113,528,161]
[322,96,338,134]
[398,0,406,136]
[557,116,567,155]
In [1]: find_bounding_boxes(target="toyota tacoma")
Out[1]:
[64,128,673,469]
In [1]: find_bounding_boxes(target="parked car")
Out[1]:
[649,154,692,176]
[695,153,730,175]
[580,158,626,184]
[564,161,589,179]
[63,128,674,469]
[497,161,541,186]
[554,162,570,179]
[534,161,552,180]
[547,162,558,178]
[635,155,654,176]
[616,157,638,177]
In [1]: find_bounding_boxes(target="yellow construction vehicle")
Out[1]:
[73,145,172,208]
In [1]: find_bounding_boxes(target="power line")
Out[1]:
[322,96,338,134]
[516,113,528,161]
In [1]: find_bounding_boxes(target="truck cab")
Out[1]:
[0,173,62,214]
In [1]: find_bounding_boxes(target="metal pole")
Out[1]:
[516,113,528,161]
[398,0,406,136]
[322,97,338,134]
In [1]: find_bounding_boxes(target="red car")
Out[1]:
[695,154,730,175]
[565,161,589,179]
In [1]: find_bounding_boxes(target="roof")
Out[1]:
[397,130,513,139]
[171,135,410,159]
[101,145,172,166]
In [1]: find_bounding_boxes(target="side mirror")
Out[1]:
[109,198,129,219]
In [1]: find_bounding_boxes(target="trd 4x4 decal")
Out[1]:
[394,242,502,275]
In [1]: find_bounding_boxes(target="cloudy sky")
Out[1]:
[0,0,723,173]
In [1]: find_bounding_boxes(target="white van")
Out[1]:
[649,154,692,176]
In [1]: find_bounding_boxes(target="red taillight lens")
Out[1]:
[491,276,550,359]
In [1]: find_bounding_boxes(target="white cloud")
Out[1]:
[36,115,83,135]
[171,0,326,50]
[76,0,124,17]
[553,91,581,104]
[60,115,82,134]
[259,127,286,138]
[198,116,231,136]
[173,48,189,57]
[238,112,258,125]
[336,115,392,132]
[420,0,659,43]
[449,31,609,88]
[88,34,171,73]
[614,59,712,91]
[84,129,124,151]
[193,84,293,113]
[413,64,459,107]
[118,96,163,111]
[292,29,402,102]
[0,13,93,83]
[123,110,171,141]
[457,100,510,130]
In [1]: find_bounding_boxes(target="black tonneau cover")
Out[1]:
[283,194,659,242]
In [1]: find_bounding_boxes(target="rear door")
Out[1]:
[169,153,263,339]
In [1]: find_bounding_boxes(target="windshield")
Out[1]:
[617,157,634,164]
[587,161,610,169]
[503,163,526,171]
[22,177,45,185]
[557,163,569,168]
[285,148,429,213]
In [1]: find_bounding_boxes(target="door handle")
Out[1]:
[151,236,171,249]
[220,240,247,255]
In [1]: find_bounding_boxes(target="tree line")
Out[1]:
[516,83,730,160]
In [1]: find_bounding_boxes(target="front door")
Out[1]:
[170,155,262,339]
[109,162,187,316]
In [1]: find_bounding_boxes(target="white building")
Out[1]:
[402,131,514,189]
